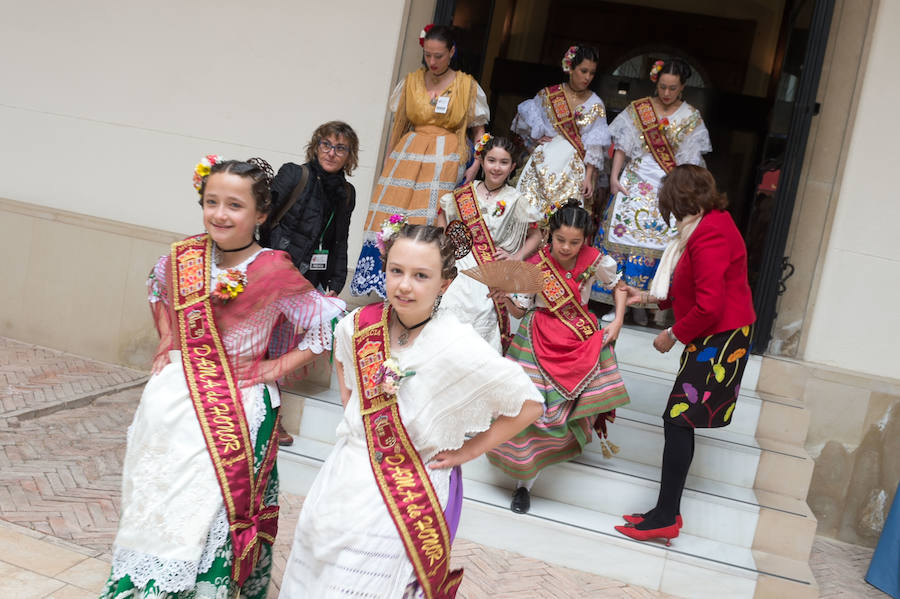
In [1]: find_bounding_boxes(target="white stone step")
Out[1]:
[276,443,796,599]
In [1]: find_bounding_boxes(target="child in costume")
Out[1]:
[281,223,543,597]
[437,135,541,352]
[487,199,631,514]
[101,156,344,598]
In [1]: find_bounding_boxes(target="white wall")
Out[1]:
[803,0,900,379]
[0,0,410,262]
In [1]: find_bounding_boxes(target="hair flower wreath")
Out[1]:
[649,60,665,83]
[418,23,435,47]
[561,46,578,74]
[193,154,225,194]
[474,133,492,158]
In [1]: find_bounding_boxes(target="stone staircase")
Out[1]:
[276,325,819,598]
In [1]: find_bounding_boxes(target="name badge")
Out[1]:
[434,96,450,114]
[310,250,328,271]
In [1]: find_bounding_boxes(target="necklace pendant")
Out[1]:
[397,330,409,345]
[565,272,573,279]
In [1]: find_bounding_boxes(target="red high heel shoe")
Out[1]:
[622,513,683,528]
[614,522,680,546]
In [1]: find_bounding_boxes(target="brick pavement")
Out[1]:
[0,337,892,598]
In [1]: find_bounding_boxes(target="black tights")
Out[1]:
[636,421,694,530]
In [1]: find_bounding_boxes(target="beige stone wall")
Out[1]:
[759,354,900,546]
[0,198,177,369]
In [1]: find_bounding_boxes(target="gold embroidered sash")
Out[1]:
[536,246,597,342]
[353,303,463,599]
[544,84,586,159]
[452,183,512,351]
[171,235,279,587]
[633,97,677,173]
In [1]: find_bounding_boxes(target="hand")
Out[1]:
[151,353,171,375]
[653,330,676,353]
[581,176,594,200]
[428,446,473,469]
[463,161,480,184]
[610,177,623,197]
[492,248,513,261]
[602,320,621,348]
[486,287,509,303]
[621,285,644,306]
[325,289,338,297]
[243,358,284,386]
[537,135,553,144]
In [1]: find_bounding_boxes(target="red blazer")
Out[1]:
[657,210,756,343]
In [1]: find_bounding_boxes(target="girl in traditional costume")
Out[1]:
[592,59,712,325]
[486,199,630,514]
[351,24,489,297]
[436,136,542,353]
[101,157,345,599]
[281,224,543,598]
[512,44,610,216]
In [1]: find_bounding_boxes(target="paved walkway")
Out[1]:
[0,337,890,598]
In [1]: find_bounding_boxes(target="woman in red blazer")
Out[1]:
[615,165,756,545]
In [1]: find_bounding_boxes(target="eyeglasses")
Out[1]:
[318,139,349,157]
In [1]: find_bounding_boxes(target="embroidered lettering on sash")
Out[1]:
[452,183,512,352]
[353,303,463,599]
[544,85,586,159]
[170,235,278,587]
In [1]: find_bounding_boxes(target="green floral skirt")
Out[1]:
[100,389,280,599]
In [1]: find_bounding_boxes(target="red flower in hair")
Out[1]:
[419,24,435,47]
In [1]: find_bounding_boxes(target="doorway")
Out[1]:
[443,0,834,353]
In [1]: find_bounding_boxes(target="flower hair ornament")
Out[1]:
[561,46,578,74]
[375,214,408,254]
[649,60,665,83]
[193,154,225,194]
[473,133,492,159]
[418,23,435,47]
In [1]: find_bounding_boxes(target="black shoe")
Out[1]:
[510,487,531,514]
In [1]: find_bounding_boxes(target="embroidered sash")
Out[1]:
[171,235,279,587]
[452,183,512,352]
[544,84,586,159]
[353,303,463,599]
[536,246,597,342]
[633,97,677,173]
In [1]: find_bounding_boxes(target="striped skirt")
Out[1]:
[486,312,630,480]
[351,125,463,297]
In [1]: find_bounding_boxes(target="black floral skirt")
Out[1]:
[664,325,753,429]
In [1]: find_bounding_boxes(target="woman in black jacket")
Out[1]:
[265,121,359,296]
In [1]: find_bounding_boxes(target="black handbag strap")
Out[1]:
[270,164,311,228]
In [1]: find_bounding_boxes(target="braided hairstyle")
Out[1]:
[197,157,275,215]
[548,198,591,238]
[481,135,520,178]
[657,58,692,84]
[381,224,458,280]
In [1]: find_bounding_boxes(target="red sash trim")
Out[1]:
[171,234,278,587]
[452,183,512,352]
[544,84,586,159]
[353,303,463,599]
[536,246,598,342]
[633,97,677,173]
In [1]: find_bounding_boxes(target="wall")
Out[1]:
[799,0,899,380]
[0,0,410,269]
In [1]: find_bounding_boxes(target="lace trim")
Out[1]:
[110,384,268,592]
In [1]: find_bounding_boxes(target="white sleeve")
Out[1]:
[674,119,712,166]
[388,79,406,113]
[609,108,644,160]
[581,101,612,169]
[439,191,459,220]
[510,93,554,142]
[470,83,490,127]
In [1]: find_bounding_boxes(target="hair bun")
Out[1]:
[444,220,473,259]
[247,157,274,185]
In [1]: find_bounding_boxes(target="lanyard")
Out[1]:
[318,211,335,250]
